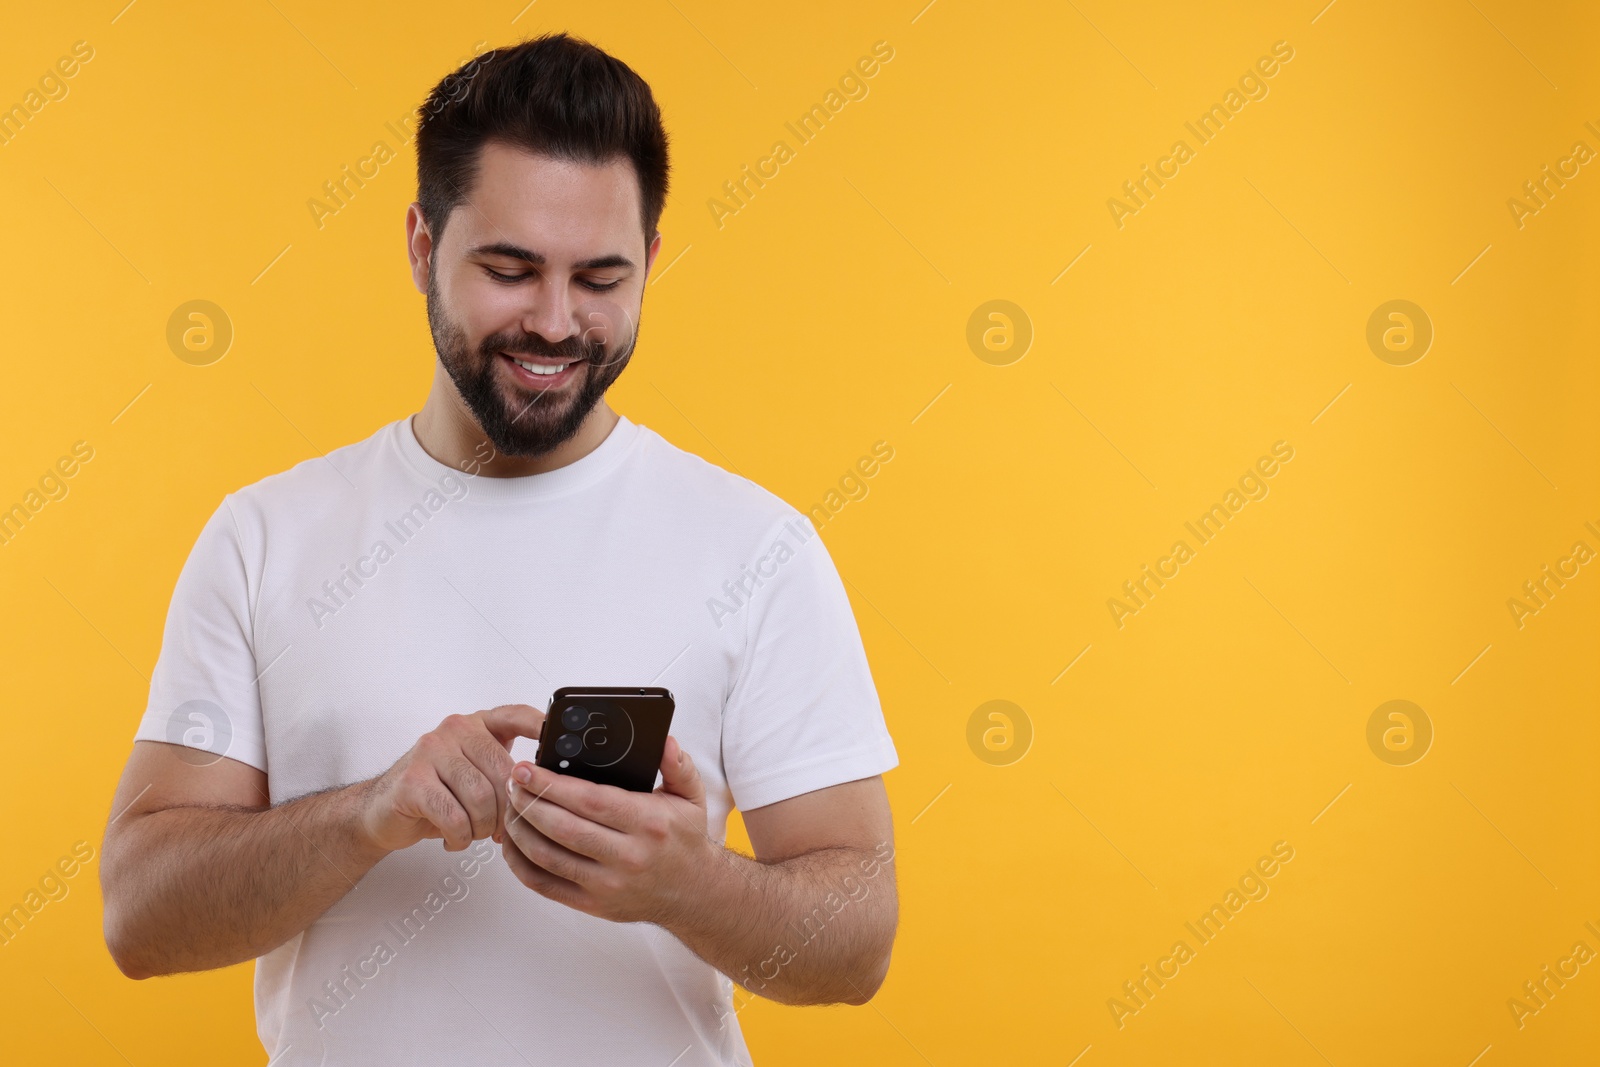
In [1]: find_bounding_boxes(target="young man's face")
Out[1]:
[415,141,660,457]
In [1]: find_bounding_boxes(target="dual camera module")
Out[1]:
[550,701,635,768]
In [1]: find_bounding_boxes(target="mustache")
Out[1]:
[485,337,593,361]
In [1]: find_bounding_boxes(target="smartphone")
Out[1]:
[534,687,676,793]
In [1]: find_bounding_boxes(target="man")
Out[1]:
[100,33,899,1066]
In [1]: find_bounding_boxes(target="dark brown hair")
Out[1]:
[414,32,670,247]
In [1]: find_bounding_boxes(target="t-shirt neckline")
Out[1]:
[390,411,643,504]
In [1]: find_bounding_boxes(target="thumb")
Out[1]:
[658,736,704,806]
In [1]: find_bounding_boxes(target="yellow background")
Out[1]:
[2,0,1597,1063]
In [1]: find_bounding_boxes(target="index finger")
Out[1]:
[478,703,547,748]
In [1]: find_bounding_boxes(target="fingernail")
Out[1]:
[513,764,532,784]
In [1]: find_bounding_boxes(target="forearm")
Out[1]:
[662,841,898,1006]
[102,781,386,979]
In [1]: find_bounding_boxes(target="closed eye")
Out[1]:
[483,266,623,292]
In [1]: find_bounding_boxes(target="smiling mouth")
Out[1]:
[500,352,582,388]
[506,352,575,373]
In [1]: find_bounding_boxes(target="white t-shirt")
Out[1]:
[132,412,899,1066]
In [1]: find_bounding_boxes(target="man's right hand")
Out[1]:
[358,704,547,854]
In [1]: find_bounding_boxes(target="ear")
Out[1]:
[642,230,663,282]
[405,202,435,295]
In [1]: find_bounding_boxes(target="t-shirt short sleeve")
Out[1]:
[721,514,898,811]
[131,495,269,773]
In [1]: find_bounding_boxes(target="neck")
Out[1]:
[413,363,619,477]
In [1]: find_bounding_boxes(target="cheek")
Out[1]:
[435,279,485,340]
[573,296,634,349]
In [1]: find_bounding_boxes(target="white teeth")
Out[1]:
[512,357,571,376]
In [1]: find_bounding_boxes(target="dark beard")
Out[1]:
[426,275,638,458]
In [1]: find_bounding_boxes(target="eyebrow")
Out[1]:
[466,241,634,271]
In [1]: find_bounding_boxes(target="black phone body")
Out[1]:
[535,687,676,793]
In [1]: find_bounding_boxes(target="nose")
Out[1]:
[521,280,579,347]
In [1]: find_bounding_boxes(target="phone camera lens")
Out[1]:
[561,706,588,730]
[554,732,583,758]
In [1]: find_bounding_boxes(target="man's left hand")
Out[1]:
[501,735,715,924]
